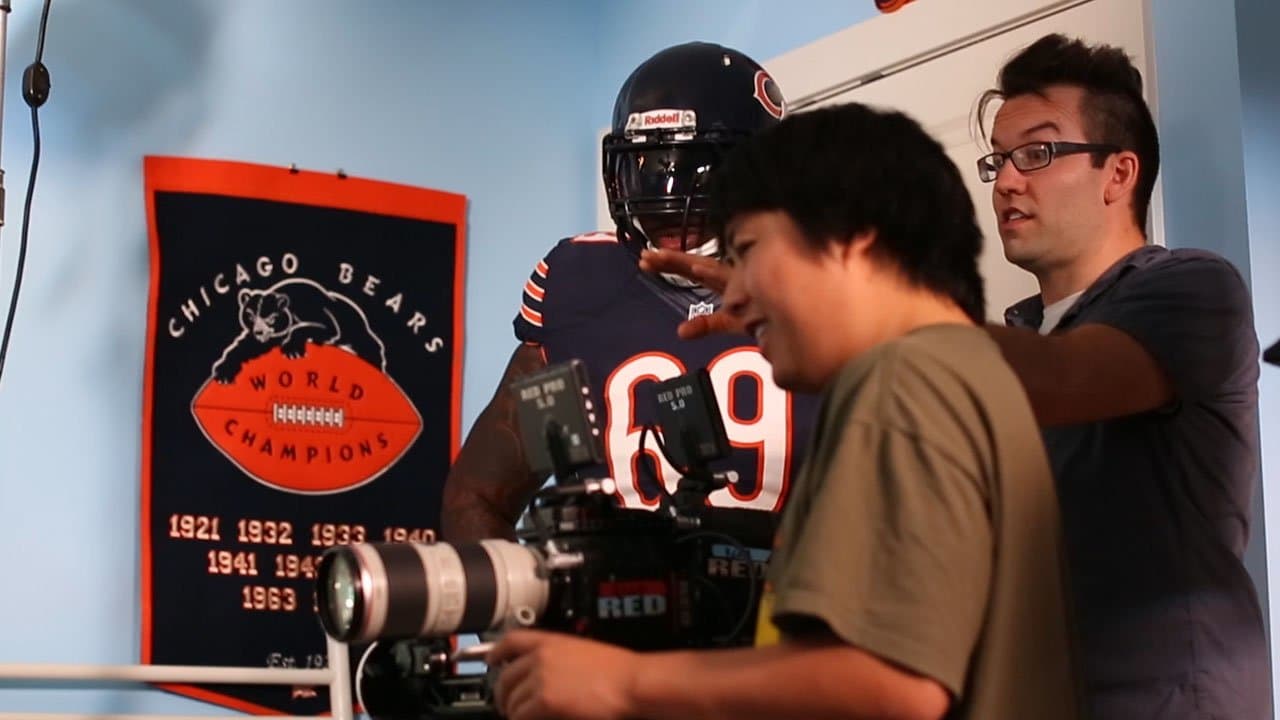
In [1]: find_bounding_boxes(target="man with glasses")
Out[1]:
[640,32,1267,720]
[976,33,1267,720]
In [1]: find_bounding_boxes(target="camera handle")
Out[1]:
[669,426,732,517]
[417,601,550,673]
[544,419,580,484]
[416,640,495,673]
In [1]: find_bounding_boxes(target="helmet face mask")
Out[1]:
[603,138,724,252]
[602,42,785,256]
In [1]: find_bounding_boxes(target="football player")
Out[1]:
[442,41,815,558]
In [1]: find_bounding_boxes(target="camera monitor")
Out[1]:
[511,359,604,477]
[650,368,730,469]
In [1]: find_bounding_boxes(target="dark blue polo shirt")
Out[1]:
[1006,245,1268,720]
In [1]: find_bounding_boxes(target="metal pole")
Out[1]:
[0,662,332,685]
[0,715,319,720]
[325,636,355,720]
[0,0,10,227]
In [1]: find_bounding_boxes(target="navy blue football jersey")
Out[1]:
[513,231,817,518]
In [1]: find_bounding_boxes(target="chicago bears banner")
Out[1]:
[140,156,465,714]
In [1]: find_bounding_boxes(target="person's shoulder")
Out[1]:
[828,325,1007,419]
[1132,245,1246,283]
[566,230,619,245]
[1162,245,1235,265]
[542,230,622,256]
[1109,246,1251,312]
[535,230,631,276]
[821,326,1028,482]
[523,230,637,321]
[834,322,983,389]
[881,324,1000,379]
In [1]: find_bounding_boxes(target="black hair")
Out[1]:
[709,102,986,323]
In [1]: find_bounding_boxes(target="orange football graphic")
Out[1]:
[191,345,422,493]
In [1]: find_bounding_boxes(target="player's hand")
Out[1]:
[488,629,638,720]
[639,248,747,339]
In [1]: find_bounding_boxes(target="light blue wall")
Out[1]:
[0,1,601,715]
[1,0,1276,715]
[1151,2,1252,263]
[1236,0,1280,705]
[0,0,870,715]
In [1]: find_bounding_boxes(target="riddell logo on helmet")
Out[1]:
[644,111,682,126]
[626,109,697,132]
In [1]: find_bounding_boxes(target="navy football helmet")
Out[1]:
[603,42,786,258]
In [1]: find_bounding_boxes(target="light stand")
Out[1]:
[0,0,11,228]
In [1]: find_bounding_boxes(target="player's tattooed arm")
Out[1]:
[441,343,550,542]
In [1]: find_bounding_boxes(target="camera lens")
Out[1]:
[315,540,549,643]
[323,552,359,637]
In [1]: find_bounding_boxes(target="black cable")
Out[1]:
[0,0,53,390]
[639,422,699,516]
[639,422,691,479]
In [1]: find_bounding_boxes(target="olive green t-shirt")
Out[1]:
[760,324,1079,719]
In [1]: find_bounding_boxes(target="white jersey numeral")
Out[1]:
[603,348,790,511]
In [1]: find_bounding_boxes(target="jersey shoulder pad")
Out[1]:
[569,230,618,244]
[514,234,628,339]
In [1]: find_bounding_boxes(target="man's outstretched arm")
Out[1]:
[640,248,1174,427]
[985,323,1173,427]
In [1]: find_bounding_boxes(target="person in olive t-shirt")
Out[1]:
[485,103,1080,720]
[760,323,1075,720]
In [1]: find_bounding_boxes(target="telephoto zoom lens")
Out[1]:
[315,540,549,643]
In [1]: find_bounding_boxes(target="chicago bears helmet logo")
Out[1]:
[875,0,917,12]
[752,71,785,120]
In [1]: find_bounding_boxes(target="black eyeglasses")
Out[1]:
[976,141,1121,183]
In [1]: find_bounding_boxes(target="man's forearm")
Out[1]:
[441,493,520,541]
[440,422,538,542]
[983,324,1064,425]
[628,641,946,720]
[985,323,1172,426]
[440,344,549,542]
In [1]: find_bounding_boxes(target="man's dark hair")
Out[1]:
[709,102,986,324]
[979,33,1160,233]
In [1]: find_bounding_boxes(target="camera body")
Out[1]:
[317,361,769,719]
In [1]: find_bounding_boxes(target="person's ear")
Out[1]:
[837,230,878,266]
[1103,150,1140,207]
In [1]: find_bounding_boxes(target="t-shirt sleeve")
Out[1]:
[770,419,992,697]
[1084,253,1258,403]
[512,253,553,345]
